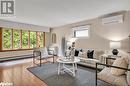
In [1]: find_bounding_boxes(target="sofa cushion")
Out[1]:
[87,50,94,59]
[127,62,130,85]
[111,58,128,76]
[98,67,128,86]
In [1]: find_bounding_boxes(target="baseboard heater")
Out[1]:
[0,54,33,62]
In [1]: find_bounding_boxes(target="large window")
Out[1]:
[1,28,45,51]
[73,25,90,38]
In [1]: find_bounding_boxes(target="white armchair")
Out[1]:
[96,57,130,86]
[33,47,54,66]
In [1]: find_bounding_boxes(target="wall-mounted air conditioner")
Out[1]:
[102,14,124,25]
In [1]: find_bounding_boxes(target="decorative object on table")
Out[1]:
[68,42,75,61]
[87,50,94,59]
[110,41,121,55]
[70,47,75,61]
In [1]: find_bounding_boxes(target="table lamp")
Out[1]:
[110,41,121,55]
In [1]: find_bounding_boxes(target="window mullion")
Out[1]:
[11,29,13,49]
[20,30,22,49]
[28,30,30,49]
[0,27,2,51]
[44,32,45,47]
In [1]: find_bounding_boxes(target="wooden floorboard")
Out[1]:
[0,58,56,86]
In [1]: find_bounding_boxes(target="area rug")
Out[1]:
[27,63,111,86]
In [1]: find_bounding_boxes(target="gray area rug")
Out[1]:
[27,63,111,86]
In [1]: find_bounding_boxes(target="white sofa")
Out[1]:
[77,50,106,68]
[77,50,130,69]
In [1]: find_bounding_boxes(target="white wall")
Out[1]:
[52,11,130,56]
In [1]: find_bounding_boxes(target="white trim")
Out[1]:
[0,19,50,32]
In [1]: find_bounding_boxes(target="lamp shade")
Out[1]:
[110,41,121,49]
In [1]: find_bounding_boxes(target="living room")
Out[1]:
[0,0,130,86]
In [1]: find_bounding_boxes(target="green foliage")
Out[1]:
[22,31,28,48]
[30,32,36,48]
[3,28,45,50]
[3,29,11,49]
[13,30,20,49]
[40,33,44,47]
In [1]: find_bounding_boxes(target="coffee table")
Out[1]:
[57,57,80,77]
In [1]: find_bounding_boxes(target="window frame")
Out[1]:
[72,25,90,38]
[0,28,45,52]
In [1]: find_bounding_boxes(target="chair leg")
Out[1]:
[39,57,42,66]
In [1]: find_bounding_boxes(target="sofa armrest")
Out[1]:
[96,63,130,71]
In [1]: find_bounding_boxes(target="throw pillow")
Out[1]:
[111,57,128,76]
[78,51,83,57]
[127,62,130,85]
[75,50,79,56]
[87,50,94,59]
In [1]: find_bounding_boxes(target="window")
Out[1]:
[30,31,36,48]
[36,32,44,48]
[1,28,45,51]
[73,25,90,38]
[22,30,29,49]
[40,32,44,47]
[13,29,20,49]
[3,29,12,50]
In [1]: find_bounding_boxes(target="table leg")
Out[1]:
[73,63,75,77]
[63,63,65,68]
[58,62,61,75]
[75,63,77,71]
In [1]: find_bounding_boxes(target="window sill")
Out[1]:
[0,48,33,52]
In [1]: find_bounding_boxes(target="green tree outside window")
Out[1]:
[30,32,36,48]
[3,29,12,50]
[13,29,20,49]
[40,32,44,48]
[22,30,28,49]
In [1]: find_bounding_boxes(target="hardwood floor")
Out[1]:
[0,58,50,86]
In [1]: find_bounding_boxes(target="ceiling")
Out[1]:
[0,0,130,27]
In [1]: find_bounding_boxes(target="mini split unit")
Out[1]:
[101,11,126,25]
[102,15,123,25]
